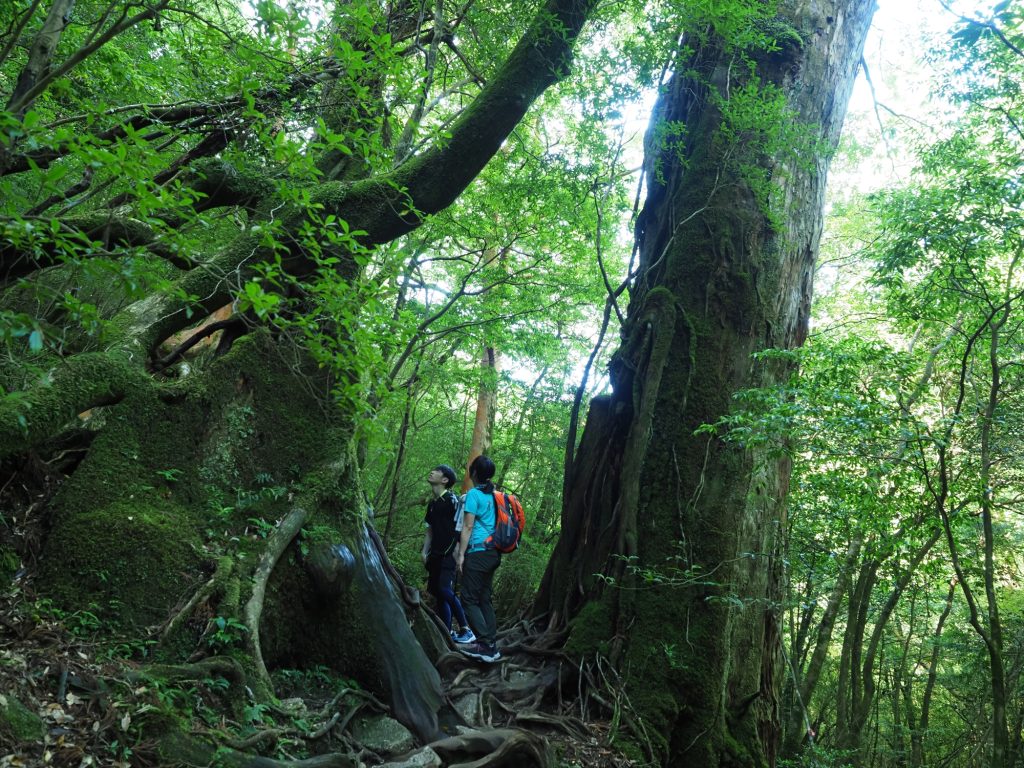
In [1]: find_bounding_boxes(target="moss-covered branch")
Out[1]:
[310,0,598,248]
[0,352,148,458]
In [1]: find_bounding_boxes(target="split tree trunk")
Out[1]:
[534,3,875,765]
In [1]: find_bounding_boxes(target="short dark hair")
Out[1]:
[434,464,458,489]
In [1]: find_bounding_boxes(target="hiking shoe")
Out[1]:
[451,628,476,644]
[461,642,501,663]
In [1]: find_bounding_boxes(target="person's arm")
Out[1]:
[421,526,432,563]
[455,490,477,572]
[456,513,475,572]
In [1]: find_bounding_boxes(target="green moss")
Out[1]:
[0,693,45,743]
[259,547,387,699]
[564,600,614,659]
[0,545,19,581]
[40,498,202,627]
[30,326,372,707]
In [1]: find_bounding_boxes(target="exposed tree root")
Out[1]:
[160,730,356,768]
[244,506,308,693]
[161,555,235,641]
[423,618,648,766]
[430,728,552,768]
[141,656,246,688]
[513,711,589,739]
[225,728,290,752]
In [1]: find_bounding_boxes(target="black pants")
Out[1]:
[461,548,500,645]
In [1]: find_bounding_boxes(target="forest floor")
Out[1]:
[0,582,638,768]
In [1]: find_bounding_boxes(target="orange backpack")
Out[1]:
[486,492,526,553]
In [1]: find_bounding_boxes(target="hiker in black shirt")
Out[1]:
[422,464,474,644]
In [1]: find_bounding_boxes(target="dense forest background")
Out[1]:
[1,0,1023,767]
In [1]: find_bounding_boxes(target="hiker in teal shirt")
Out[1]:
[455,455,501,662]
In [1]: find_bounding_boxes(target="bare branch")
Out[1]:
[858,57,898,175]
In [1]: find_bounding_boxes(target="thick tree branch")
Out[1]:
[153,316,247,372]
[0,352,147,459]
[7,1,172,117]
[4,0,74,116]
[313,0,598,247]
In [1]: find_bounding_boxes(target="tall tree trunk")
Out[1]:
[534,2,875,764]
[462,344,498,491]
[910,581,956,768]
[782,534,863,757]
[461,244,507,491]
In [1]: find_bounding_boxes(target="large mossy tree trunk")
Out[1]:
[0,0,599,747]
[534,2,875,765]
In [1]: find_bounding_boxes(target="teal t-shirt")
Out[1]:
[465,486,495,550]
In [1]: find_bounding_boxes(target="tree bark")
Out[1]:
[462,344,498,491]
[534,2,875,764]
[782,534,863,757]
[910,581,956,768]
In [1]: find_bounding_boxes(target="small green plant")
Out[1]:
[207,616,248,650]
[155,468,183,483]
[107,739,134,762]
[202,675,232,692]
[243,701,274,726]
[67,608,102,636]
[99,637,156,661]
[247,517,276,538]
[662,642,689,672]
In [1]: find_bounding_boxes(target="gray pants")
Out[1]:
[461,549,500,645]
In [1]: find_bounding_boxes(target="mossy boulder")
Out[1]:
[0,693,44,743]
[351,714,416,755]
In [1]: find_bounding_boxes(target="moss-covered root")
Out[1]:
[159,729,354,768]
[141,656,245,687]
[0,692,45,743]
[244,505,308,694]
[138,656,248,716]
[161,556,235,643]
[0,352,146,458]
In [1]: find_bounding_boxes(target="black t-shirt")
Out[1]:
[424,490,460,556]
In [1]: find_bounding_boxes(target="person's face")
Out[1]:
[427,469,447,490]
